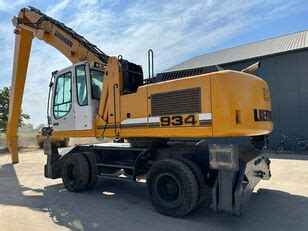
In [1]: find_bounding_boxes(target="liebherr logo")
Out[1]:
[254,109,272,122]
[55,31,73,47]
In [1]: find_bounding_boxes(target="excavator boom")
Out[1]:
[7,7,109,163]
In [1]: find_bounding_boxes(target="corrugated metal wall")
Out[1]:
[219,49,308,148]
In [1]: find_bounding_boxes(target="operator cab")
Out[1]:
[49,61,104,132]
[48,60,144,132]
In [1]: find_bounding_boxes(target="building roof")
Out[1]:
[166,30,308,72]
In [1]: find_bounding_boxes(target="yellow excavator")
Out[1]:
[7,7,273,217]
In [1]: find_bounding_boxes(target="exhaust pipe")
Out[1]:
[241,62,261,74]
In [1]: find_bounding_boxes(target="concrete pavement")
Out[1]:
[0,150,308,231]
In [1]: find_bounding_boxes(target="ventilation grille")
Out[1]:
[151,88,201,116]
[153,65,220,83]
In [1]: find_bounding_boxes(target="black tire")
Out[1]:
[62,153,90,192]
[178,158,210,206]
[146,159,199,218]
[82,152,98,189]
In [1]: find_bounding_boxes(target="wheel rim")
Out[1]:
[66,163,78,184]
[155,173,181,207]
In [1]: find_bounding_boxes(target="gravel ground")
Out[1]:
[0,150,307,231]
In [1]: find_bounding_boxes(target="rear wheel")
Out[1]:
[178,158,210,206]
[62,153,90,192]
[146,159,199,218]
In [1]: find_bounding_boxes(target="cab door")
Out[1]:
[73,64,93,130]
[51,68,75,131]
[51,63,97,132]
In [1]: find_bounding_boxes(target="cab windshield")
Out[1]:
[90,69,104,100]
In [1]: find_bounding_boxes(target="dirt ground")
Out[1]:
[0,148,308,231]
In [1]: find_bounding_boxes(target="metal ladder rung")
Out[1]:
[97,163,134,169]
[98,173,133,181]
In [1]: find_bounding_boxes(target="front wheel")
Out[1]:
[146,159,199,218]
[62,153,90,192]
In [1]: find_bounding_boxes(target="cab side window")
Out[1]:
[54,72,72,119]
[75,65,88,106]
[90,69,104,100]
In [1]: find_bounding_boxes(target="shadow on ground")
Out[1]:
[0,161,308,231]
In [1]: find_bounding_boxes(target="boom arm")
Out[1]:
[7,7,109,163]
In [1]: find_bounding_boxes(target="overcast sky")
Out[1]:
[0,0,307,127]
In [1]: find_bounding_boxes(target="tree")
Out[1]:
[0,87,30,133]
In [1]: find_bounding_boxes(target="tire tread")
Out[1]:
[146,159,199,218]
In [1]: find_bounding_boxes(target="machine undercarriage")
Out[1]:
[44,139,270,217]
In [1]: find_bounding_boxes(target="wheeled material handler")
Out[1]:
[7,7,272,217]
